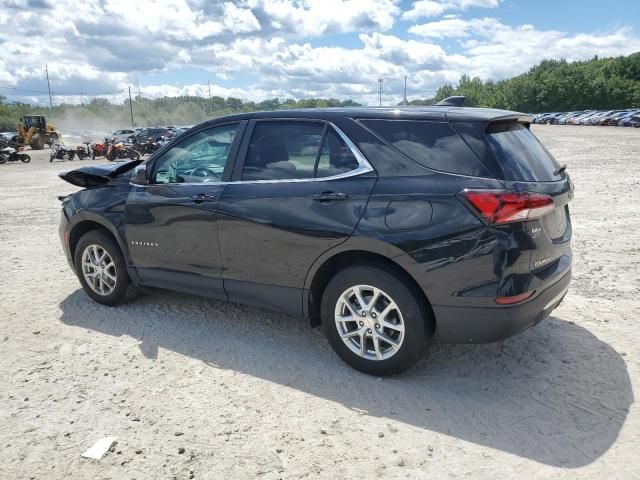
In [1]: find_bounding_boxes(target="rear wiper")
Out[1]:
[554,164,567,176]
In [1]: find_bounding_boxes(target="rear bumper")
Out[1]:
[432,268,571,343]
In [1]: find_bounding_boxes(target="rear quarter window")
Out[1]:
[359,119,490,177]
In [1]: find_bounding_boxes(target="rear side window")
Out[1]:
[243,122,323,180]
[360,119,490,177]
[241,122,360,181]
[486,123,561,181]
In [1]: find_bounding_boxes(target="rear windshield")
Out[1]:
[360,119,490,177]
[486,123,561,181]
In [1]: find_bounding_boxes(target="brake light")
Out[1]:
[461,190,555,225]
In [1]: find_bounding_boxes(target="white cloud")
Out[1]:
[254,0,400,36]
[402,0,499,21]
[0,0,639,107]
[408,16,474,38]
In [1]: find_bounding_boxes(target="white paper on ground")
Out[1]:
[81,436,117,460]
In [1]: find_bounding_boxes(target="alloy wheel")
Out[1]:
[334,285,405,361]
[81,244,117,296]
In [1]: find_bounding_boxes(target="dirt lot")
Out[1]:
[0,125,639,479]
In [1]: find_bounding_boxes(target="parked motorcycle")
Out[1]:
[75,143,93,160]
[91,138,109,159]
[50,143,78,162]
[105,140,140,161]
[0,145,30,164]
[131,138,160,155]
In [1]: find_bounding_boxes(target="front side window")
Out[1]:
[151,123,238,184]
[241,121,360,181]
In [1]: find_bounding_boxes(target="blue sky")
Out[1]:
[1,0,639,105]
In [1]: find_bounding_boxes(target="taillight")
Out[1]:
[460,190,555,225]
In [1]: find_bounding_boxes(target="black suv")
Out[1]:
[58,99,573,375]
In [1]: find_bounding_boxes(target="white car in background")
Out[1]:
[111,129,135,141]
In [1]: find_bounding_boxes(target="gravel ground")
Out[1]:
[0,125,638,479]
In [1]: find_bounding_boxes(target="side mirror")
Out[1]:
[131,165,149,185]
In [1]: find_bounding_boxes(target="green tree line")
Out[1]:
[0,96,360,132]
[410,53,640,112]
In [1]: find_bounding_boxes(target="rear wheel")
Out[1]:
[0,154,6,164]
[124,148,140,160]
[74,230,137,306]
[19,154,30,163]
[321,265,432,376]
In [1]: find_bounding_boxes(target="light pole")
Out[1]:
[403,75,408,105]
[378,78,383,107]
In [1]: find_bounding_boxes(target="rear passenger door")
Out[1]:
[217,119,377,315]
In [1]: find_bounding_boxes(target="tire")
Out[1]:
[19,154,30,163]
[30,135,45,150]
[0,154,6,164]
[321,264,432,376]
[124,149,140,160]
[73,230,138,306]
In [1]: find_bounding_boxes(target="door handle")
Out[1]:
[312,192,349,202]
[191,193,217,203]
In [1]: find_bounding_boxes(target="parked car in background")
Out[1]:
[0,131,16,142]
[132,127,172,142]
[111,129,136,142]
[57,101,573,375]
[615,110,640,126]
[558,111,588,125]
[596,110,626,126]
[530,108,639,127]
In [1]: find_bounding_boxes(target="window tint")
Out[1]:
[360,119,490,176]
[242,122,324,180]
[151,123,238,184]
[486,123,561,181]
[316,129,359,178]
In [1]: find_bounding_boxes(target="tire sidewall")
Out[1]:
[321,265,431,376]
[73,230,130,306]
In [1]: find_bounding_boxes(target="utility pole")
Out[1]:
[378,78,383,107]
[45,65,53,108]
[208,80,212,114]
[128,86,134,128]
[403,76,408,105]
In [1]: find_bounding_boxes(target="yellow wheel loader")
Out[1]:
[17,115,59,150]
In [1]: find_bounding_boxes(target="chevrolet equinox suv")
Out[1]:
[58,98,573,375]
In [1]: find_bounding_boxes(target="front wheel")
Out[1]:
[0,154,6,164]
[74,230,137,306]
[321,265,432,376]
[19,154,30,163]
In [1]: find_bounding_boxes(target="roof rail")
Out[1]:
[435,96,465,107]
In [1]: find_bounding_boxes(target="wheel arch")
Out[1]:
[305,249,435,331]
[68,217,126,268]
